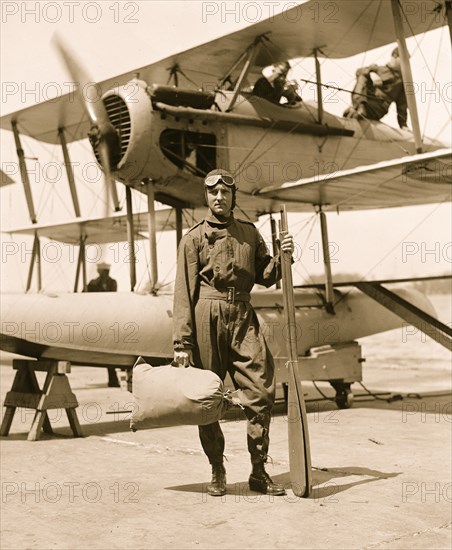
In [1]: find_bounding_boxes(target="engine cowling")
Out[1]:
[95,79,216,207]
[100,78,154,183]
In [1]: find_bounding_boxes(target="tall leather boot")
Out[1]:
[249,462,286,496]
[207,462,226,497]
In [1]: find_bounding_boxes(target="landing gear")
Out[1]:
[282,380,355,409]
[330,381,354,409]
[276,344,362,411]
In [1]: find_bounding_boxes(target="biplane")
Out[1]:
[1,0,451,413]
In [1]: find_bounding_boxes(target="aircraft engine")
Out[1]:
[99,78,154,184]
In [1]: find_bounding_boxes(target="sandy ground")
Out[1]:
[0,354,451,550]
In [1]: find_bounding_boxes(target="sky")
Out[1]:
[0,0,451,292]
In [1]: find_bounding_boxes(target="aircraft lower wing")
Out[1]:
[257,148,452,210]
[1,208,206,244]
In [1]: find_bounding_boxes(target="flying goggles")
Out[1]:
[204,174,236,187]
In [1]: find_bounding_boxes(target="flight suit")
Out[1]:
[349,64,407,128]
[173,215,282,464]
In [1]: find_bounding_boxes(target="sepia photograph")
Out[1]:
[1,1,451,548]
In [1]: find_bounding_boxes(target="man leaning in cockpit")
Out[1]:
[252,61,302,106]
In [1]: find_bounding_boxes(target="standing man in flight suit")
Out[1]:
[173,169,294,497]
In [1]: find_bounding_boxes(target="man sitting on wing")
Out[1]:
[252,61,302,106]
[344,47,408,129]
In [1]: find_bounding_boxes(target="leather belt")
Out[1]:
[199,286,250,304]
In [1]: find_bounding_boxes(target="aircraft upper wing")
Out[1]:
[257,149,452,210]
[1,208,205,244]
[0,0,447,144]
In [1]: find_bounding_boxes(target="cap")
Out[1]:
[391,47,399,57]
[97,262,111,271]
[204,169,236,187]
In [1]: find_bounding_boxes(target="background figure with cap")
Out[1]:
[87,262,118,292]
[87,262,119,387]
[344,47,408,128]
[252,61,302,106]
[173,168,294,497]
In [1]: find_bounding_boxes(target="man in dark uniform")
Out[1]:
[173,169,294,497]
[87,262,119,386]
[344,48,408,128]
[252,61,302,106]
[87,262,118,292]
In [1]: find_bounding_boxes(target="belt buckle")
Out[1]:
[227,287,235,304]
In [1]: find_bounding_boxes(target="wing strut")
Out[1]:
[145,181,159,293]
[12,123,42,292]
[313,49,324,125]
[318,209,335,314]
[391,0,423,153]
[227,37,263,112]
[74,236,87,292]
[125,186,137,291]
[26,232,42,292]
[58,128,81,218]
[12,121,37,224]
[355,282,452,351]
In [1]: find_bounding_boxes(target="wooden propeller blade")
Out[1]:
[287,361,312,497]
[280,204,312,497]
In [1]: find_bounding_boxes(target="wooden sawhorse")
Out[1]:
[0,359,83,441]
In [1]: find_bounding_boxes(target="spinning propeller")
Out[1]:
[53,35,121,213]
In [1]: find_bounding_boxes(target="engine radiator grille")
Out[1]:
[103,95,131,159]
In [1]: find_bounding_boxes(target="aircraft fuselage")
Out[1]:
[99,80,445,213]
